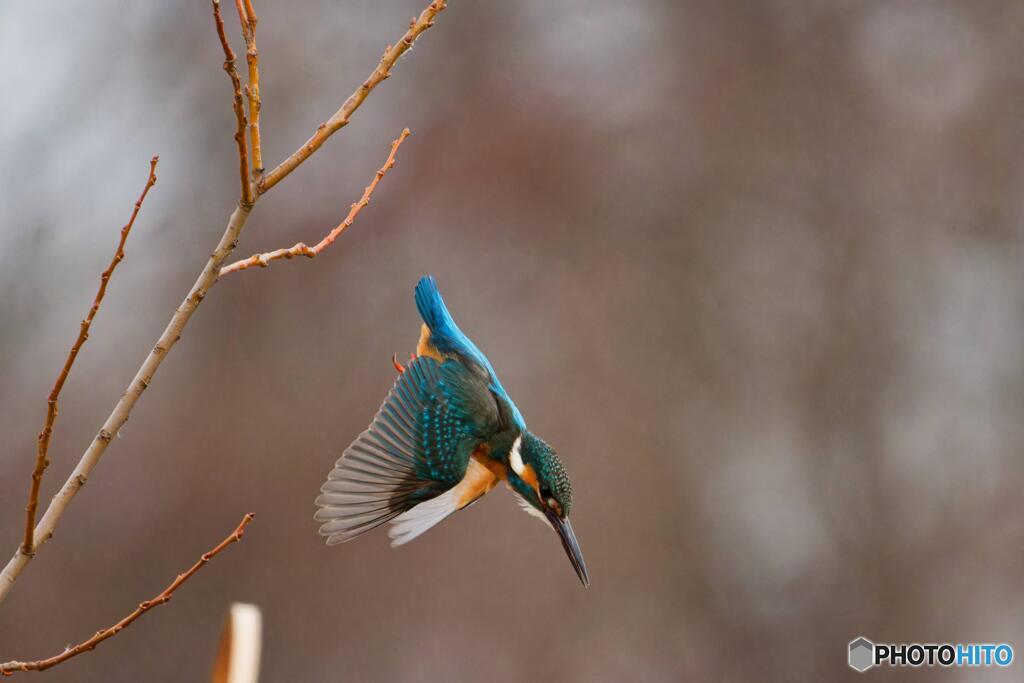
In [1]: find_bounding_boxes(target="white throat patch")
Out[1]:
[509,435,525,476]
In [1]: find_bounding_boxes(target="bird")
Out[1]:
[314,275,589,586]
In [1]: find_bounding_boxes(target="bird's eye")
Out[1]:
[538,487,560,513]
[545,497,562,516]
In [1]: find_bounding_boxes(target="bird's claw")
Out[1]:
[392,352,418,375]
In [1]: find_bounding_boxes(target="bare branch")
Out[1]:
[233,0,249,25]
[213,0,252,206]
[220,128,409,276]
[235,0,263,179]
[0,203,252,604]
[257,0,446,195]
[0,514,253,676]
[0,0,448,608]
[22,157,159,556]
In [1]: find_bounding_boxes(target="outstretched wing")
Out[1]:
[315,356,501,545]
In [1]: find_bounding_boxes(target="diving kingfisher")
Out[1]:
[314,276,589,586]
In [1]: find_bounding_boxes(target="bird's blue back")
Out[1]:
[414,276,526,429]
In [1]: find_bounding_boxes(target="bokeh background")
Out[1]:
[2,1,1024,680]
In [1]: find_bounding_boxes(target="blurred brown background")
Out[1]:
[2,1,1024,681]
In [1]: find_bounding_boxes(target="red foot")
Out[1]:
[392,354,406,374]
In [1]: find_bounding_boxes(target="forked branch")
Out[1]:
[0,0,447,611]
[0,514,254,676]
[213,0,252,206]
[257,0,447,194]
[22,156,159,556]
[220,128,409,276]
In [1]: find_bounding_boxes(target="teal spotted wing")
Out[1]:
[315,356,499,545]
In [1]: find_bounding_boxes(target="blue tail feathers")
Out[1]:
[413,275,488,374]
[412,276,526,429]
[414,275,458,335]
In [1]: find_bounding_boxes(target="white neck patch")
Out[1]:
[509,435,525,476]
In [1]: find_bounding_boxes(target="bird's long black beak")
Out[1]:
[545,509,589,587]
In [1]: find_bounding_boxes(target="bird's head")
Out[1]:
[507,431,589,587]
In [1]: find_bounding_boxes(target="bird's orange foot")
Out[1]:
[392,352,418,374]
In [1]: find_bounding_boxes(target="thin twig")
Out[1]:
[213,0,252,207]
[257,0,447,195]
[0,202,252,604]
[235,0,263,179]
[220,128,409,276]
[0,514,254,676]
[241,0,257,24]
[22,157,159,556]
[0,0,447,607]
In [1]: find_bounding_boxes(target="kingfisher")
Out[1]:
[314,275,589,586]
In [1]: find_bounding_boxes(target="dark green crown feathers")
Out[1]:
[521,432,573,516]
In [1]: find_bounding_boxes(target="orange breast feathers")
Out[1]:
[452,447,508,509]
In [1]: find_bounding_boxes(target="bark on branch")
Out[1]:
[219,128,409,276]
[257,0,447,195]
[234,0,263,180]
[213,0,252,206]
[22,156,159,556]
[0,514,254,676]
[0,0,447,608]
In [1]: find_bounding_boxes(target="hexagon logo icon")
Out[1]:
[849,637,875,672]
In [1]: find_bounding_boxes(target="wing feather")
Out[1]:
[388,489,460,547]
[388,457,501,546]
[315,356,503,545]
[315,357,454,544]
